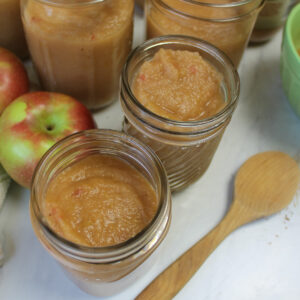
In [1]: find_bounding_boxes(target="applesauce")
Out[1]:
[44,154,158,247]
[21,0,134,109]
[0,0,28,59]
[146,0,265,66]
[30,130,171,296]
[120,36,240,191]
[132,48,225,121]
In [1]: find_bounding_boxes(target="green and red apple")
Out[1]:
[0,47,29,114]
[0,91,96,188]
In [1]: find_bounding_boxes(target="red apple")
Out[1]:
[0,91,96,188]
[0,47,29,114]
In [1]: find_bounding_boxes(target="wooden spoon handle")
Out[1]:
[136,201,256,300]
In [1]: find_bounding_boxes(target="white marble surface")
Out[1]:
[1,7,300,300]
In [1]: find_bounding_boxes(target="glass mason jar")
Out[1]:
[21,0,134,110]
[30,129,171,297]
[0,0,28,59]
[250,0,293,43]
[145,0,265,67]
[120,36,240,192]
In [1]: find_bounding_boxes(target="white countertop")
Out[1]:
[1,7,300,300]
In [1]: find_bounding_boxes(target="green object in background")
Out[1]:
[280,3,300,118]
[0,164,10,210]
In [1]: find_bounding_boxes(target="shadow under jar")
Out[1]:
[145,0,265,67]
[120,36,240,192]
[21,0,134,109]
[30,129,171,297]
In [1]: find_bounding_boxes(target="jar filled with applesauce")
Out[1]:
[250,0,293,43]
[120,36,240,192]
[30,129,171,297]
[21,0,134,109]
[145,0,265,66]
[0,0,28,59]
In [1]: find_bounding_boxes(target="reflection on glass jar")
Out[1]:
[30,129,171,296]
[21,0,134,109]
[120,36,240,192]
[0,0,28,59]
[250,0,293,43]
[145,0,265,67]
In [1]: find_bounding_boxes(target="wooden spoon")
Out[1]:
[136,151,300,300]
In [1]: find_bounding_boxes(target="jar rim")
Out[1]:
[165,0,258,8]
[151,0,266,22]
[30,129,171,262]
[121,35,240,134]
[32,0,106,8]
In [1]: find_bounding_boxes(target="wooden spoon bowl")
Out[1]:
[235,151,300,216]
[136,151,300,300]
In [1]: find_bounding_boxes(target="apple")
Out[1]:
[0,47,29,115]
[0,91,96,188]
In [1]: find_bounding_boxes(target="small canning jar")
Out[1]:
[30,129,171,297]
[21,0,134,109]
[250,0,293,43]
[120,36,240,192]
[0,0,28,59]
[145,0,265,66]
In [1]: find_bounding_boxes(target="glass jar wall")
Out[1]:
[145,0,265,66]
[30,130,171,296]
[21,0,134,109]
[250,0,293,43]
[120,36,240,191]
[0,0,28,59]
